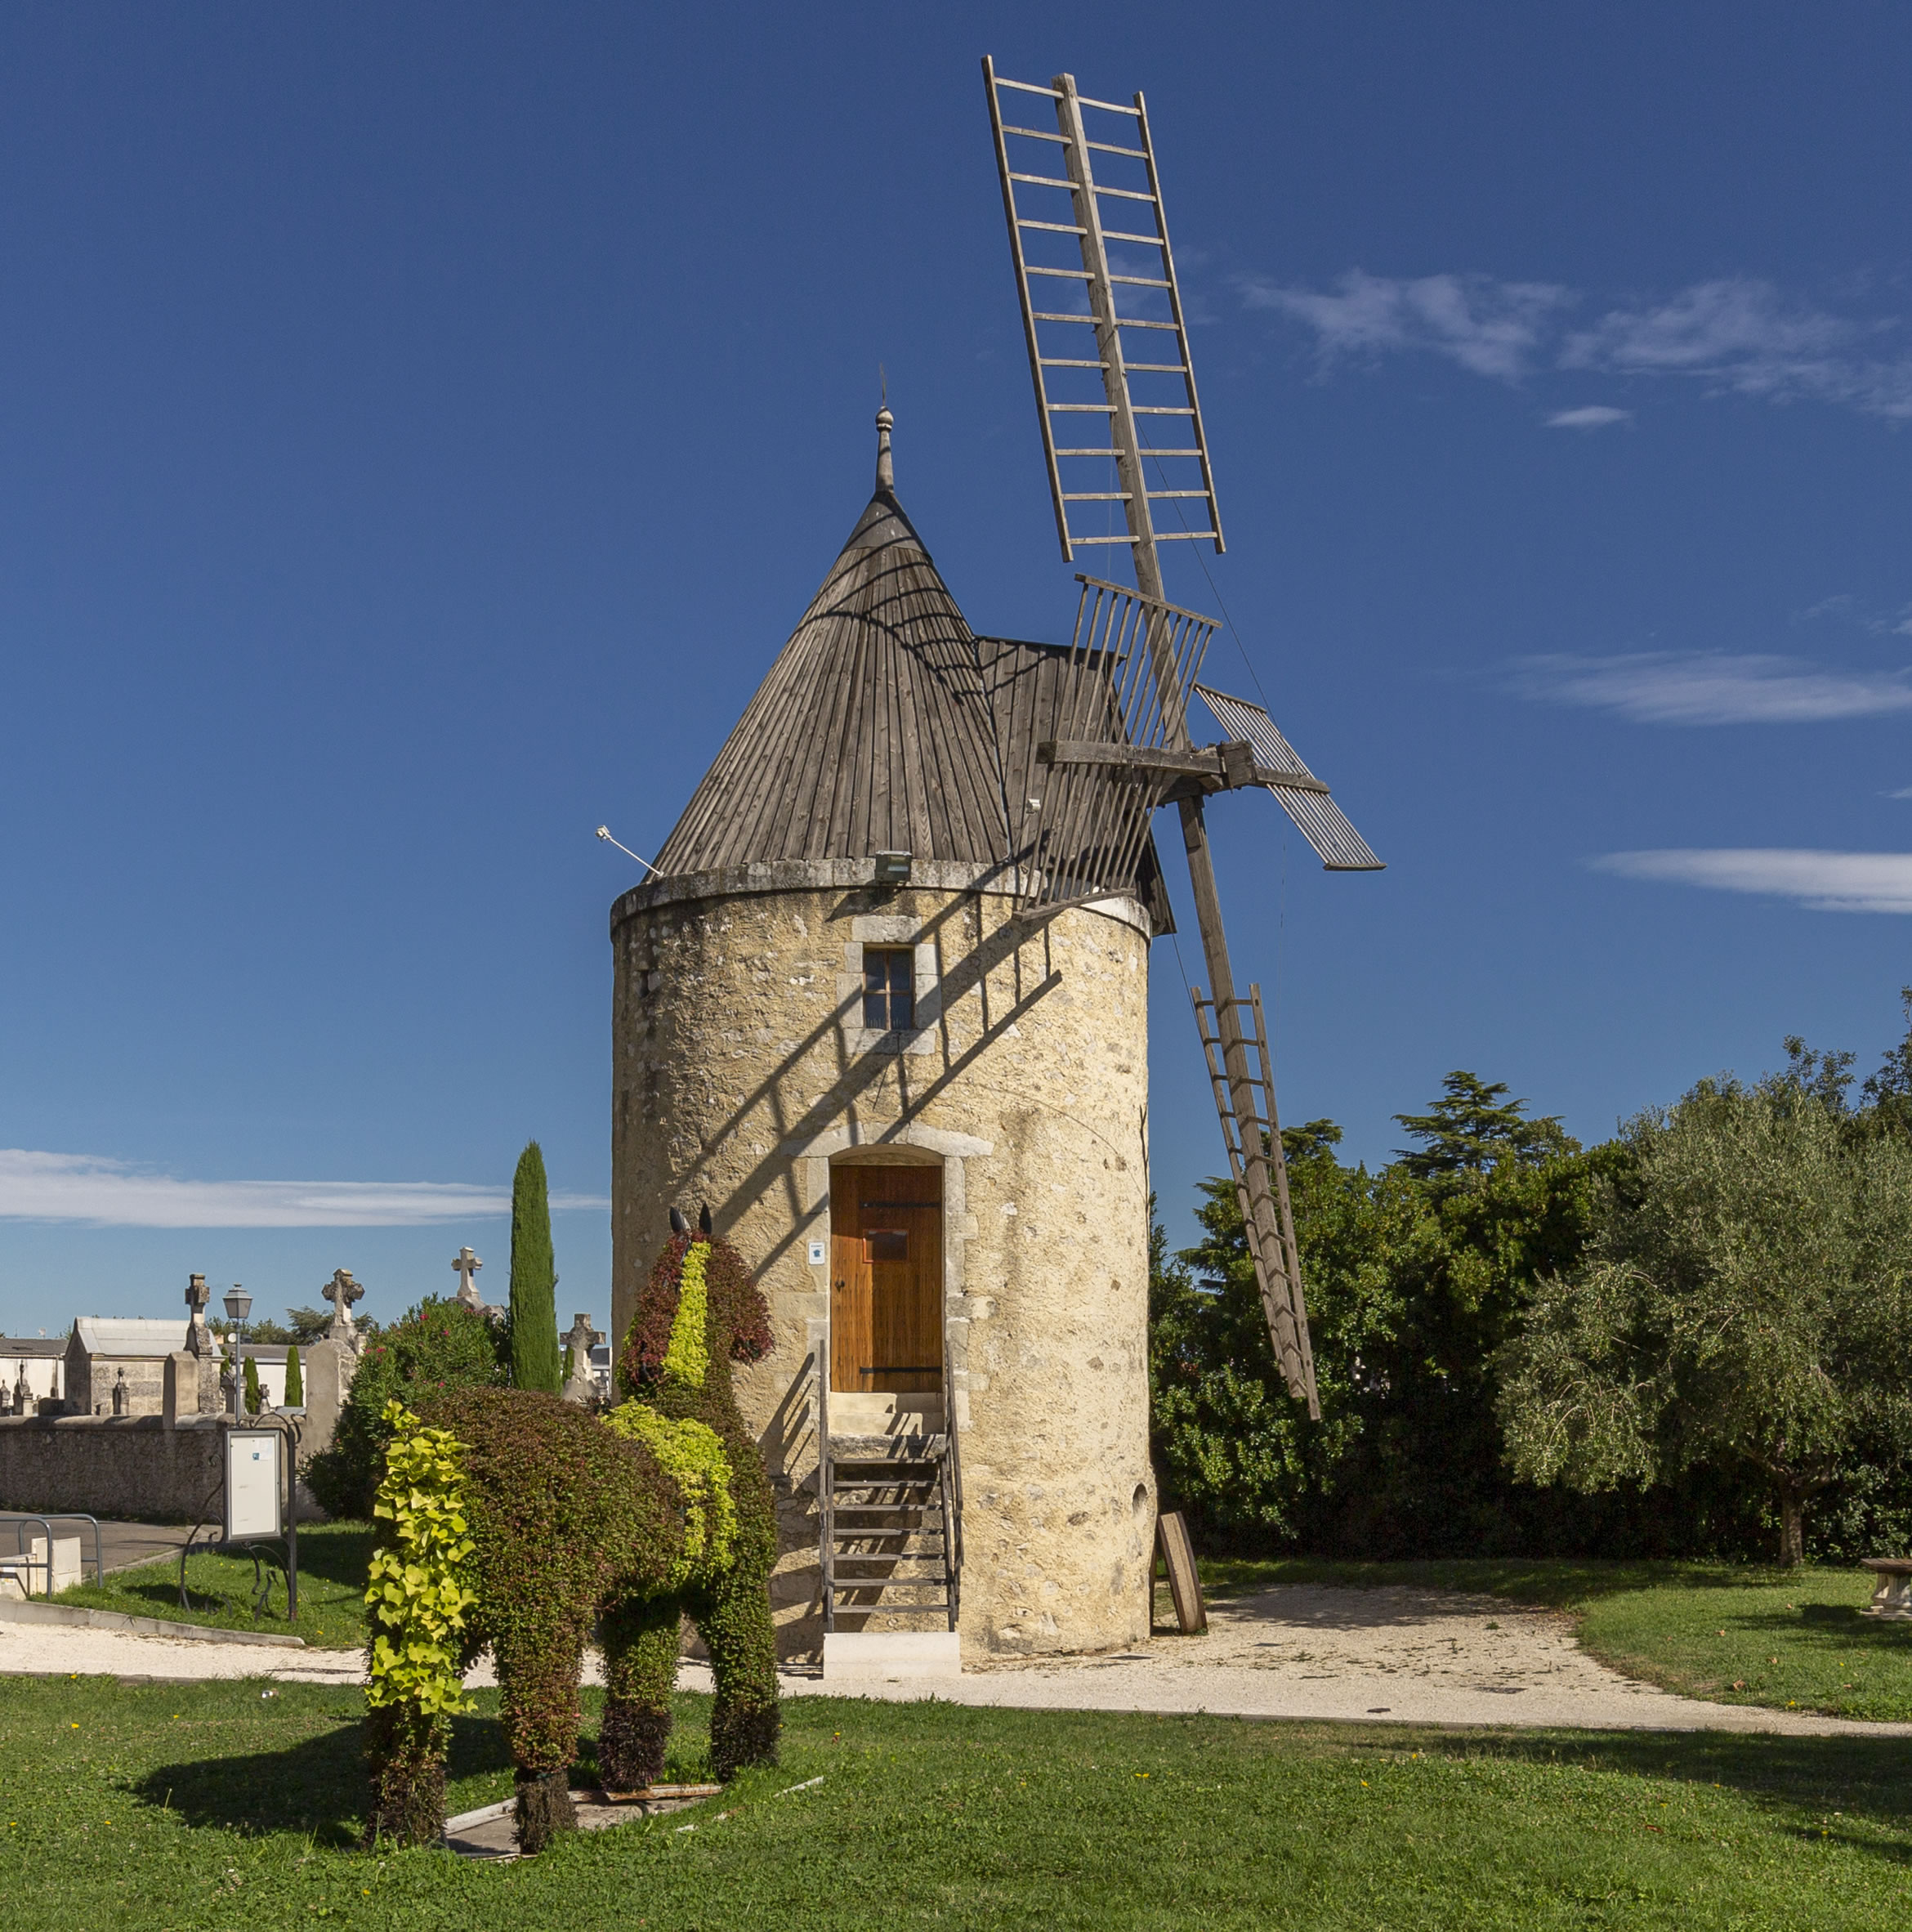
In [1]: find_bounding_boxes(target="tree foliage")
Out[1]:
[1150,1088,1628,1557]
[1499,1070,1912,1563]
[302,1295,507,1521]
[244,1306,336,1348]
[509,1141,561,1394]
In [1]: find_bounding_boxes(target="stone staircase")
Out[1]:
[819,1395,960,1635]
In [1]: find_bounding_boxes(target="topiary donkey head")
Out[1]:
[618,1212,773,1414]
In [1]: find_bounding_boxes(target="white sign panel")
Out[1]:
[226,1429,283,1540]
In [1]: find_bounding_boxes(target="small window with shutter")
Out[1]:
[862,948,915,1031]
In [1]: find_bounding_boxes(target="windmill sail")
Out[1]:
[983,60,1222,573]
[985,56,1392,1418]
[1195,683,1383,872]
[1016,574,1215,915]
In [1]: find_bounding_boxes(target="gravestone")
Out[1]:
[322,1269,364,1352]
[184,1274,221,1411]
[452,1246,484,1308]
[560,1313,605,1407]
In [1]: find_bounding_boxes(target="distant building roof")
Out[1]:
[0,1337,66,1357]
[70,1318,190,1356]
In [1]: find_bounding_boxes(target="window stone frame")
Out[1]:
[838,915,940,1057]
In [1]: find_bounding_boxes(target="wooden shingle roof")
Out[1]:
[652,430,1171,927]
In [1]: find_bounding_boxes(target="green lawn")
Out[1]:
[1,1675,1908,1930]
[1191,1556,1912,1723]
[52,1523,373,1649]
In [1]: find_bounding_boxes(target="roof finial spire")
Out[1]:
[875,365,894,493]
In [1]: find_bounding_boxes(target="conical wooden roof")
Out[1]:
[655,481,1011,874]
[653,423,1171,927]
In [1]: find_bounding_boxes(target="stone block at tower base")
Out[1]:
[823,1630,962,1680]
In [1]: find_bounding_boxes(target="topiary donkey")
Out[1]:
[363,1212,781,1852]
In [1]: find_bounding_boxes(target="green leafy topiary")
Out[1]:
[283,1344,303,1407]
[243,1355,261,1415]
[509,1142,561,1394]
[602,1400,736,1585]
[364,1229,783,1849]
[661,1239,711,1388]
[363,1402,477,1846]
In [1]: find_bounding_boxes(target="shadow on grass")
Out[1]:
[1199,1555,1882,1612]
[65,1523,375,1635]
[128,1689,717,1845]
[131,1707,516,1845]
[1784,1603,1912,1648]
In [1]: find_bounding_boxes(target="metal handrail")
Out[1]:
[2,1514,105,1598]
[815,1341,834,1633]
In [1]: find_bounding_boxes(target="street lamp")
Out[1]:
[224,1285,252,1415]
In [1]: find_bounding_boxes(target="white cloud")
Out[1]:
[1512,652,1912,725]
[1562,279,1912,418]
[1888,788,1912,800]
[1545,405,1631,429]
[1249,270,1912,421]
[0,1149,606,1228]
[1798,593,1912,638]
[1239,270,1572,380]
[1594,849,1912,915]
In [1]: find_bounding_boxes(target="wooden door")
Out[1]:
[830,1165,943,1394]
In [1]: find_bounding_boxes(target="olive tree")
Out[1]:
[1499,1075,1912,1564]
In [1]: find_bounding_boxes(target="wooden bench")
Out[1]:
[1861,1558,1912,1619]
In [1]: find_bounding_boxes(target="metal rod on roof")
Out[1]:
[595,827,663,879]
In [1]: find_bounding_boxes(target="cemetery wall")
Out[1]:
[0,1415,226,1522]
[610,861,1155,1662]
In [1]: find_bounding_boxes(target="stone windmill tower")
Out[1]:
[610,60,1376,1667]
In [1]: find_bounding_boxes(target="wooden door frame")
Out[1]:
[827,1156,946,1396]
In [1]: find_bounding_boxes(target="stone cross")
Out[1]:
[451,1246,485,1310]
[560,1312,605,1407]
[111,1367,128,1416]
[323,1268,364,1346]
[184,1272,215,1357]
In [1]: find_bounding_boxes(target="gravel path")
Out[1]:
[6,1582,1906,1737]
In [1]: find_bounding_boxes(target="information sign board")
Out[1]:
[226,1428,283,1540]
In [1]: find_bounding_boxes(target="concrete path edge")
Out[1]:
[0,1597,306,1647]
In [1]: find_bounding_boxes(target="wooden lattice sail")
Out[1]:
[984,57,1385,1416]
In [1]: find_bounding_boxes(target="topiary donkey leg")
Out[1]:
[493,1621,587,1854]
[696,1562,780,1781]
[362,1702,448,1849]
[596,1594,681,1792]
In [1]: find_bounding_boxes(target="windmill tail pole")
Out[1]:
[1179,795,1320,1418]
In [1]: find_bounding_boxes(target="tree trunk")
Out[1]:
[1776,1481,1806,1568]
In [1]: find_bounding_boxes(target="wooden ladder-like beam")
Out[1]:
[1190,973,1318,1417]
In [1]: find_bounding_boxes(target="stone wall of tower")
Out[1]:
[609,859,1156,1660]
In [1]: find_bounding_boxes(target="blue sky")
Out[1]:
[3,3,1910,1335]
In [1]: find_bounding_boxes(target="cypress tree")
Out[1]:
[509,1140,562,1393]
[284,1344,303,1407]
[243,1354,262,1415]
